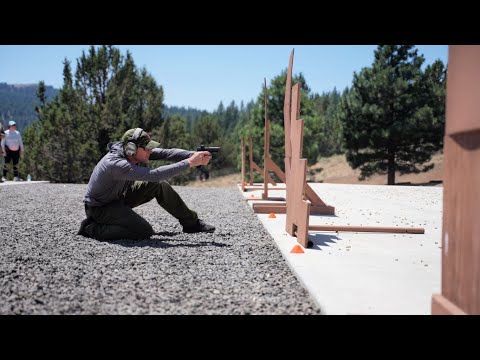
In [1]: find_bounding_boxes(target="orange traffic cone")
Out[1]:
[268,213,276,218]
[290,244,305,254]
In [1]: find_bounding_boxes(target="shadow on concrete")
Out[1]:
[307,233,341,250]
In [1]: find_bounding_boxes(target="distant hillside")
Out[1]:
[0,83,59,131]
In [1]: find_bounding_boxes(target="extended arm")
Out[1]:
[112,158,191,182]
[149,148,193,162]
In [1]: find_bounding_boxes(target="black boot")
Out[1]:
[77,217,93,237]
[182,219,215,233]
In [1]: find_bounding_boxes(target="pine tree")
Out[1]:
[192,114,231,172]
[22,45,166,183]
[223,100,239,133]
[339,45,446,185]
[247,71,320,171]
[148,114,192,185]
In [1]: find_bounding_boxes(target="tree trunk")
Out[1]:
[387,148,395,185]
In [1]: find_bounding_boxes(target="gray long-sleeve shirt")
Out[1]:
[84,142,193,207]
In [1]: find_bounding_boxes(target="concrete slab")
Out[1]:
[239,182,442,315]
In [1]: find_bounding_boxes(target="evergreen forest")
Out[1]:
[1,45,446,185]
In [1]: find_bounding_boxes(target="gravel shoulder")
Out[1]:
[0,183,320,315]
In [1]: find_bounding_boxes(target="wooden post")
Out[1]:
[263,78,269,198]
[285,83,311,247]
[280,52,424,248]
[242,82,285,194]
[253,49,335,215]
[284,49,293,176]
[260,78,287,200]
[431,45,480,315]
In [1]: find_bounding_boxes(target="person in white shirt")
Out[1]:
[2,120,24,181]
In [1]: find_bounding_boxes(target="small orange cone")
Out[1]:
[290,244,305,254]
[268,213,276,218]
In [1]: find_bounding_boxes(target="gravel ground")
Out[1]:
[0,183,320,315]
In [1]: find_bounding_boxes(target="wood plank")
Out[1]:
[433,45,480,314]
[247,196,285,202]
[431,294,467,315]
[253,203,287,214]
[284,49,293,160]
[445,46,480,135]
[310,205,335,215]
[244,186,286,191]
[308,225,425,234]
[265,157,286,183]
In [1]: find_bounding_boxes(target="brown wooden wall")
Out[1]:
[433,45,480,314]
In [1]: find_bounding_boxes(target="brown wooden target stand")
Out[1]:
[253,49,425,248]
[431,46,480,315]
[239,79,287,198]
[251,50,335,215]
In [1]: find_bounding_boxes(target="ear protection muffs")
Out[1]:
[124,128,144,156]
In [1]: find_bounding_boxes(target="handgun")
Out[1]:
[195,145,221,169]
[196,145,221,153]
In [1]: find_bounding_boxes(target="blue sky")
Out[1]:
[0,45,448,112]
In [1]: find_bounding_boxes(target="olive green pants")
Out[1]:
[84,181,198,240]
